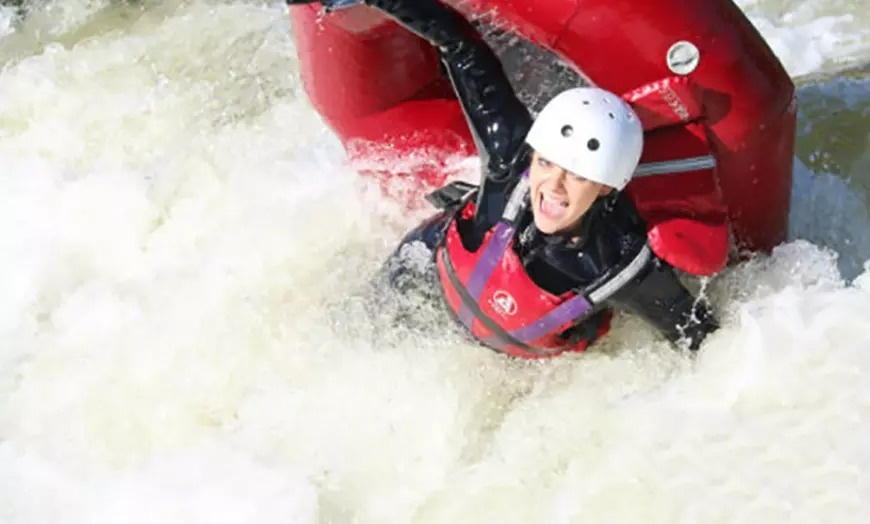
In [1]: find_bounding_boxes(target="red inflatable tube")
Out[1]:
[288,0,796,276]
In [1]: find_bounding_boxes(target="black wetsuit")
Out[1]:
[290,0,719,350]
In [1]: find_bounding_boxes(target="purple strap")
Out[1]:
[505,294,592,343]
[457,169,530,325]
[457,221,515,327]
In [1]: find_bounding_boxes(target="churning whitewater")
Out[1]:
[1,0,869,522]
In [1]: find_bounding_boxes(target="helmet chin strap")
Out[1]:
[562,194,616,245]
[601,188,620,211]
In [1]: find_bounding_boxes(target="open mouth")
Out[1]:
[538,192,568,220]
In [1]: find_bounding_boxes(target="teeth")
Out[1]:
[543,195,567,207]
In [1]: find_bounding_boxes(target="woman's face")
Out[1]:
[528,151,612,235]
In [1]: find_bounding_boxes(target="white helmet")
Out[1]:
[525,87,644,190]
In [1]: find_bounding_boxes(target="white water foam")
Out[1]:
[0,0,869,522]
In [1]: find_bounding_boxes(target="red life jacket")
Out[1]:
[433,176,653,359]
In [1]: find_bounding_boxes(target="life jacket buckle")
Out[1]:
[425,180,478,210]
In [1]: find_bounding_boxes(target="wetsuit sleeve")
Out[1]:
[362,0,533,181]
[607,253,720,351]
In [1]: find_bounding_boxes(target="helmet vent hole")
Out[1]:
[587,138,600,151]
[608,112,614,119]
[582,100,590,105]
[561,125,574,137]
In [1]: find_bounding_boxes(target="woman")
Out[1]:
[292,0,720,357]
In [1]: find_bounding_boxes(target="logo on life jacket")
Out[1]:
[489,290,518,317]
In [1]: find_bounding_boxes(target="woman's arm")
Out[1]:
[361,0,533,181]
[608,254,719,350]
